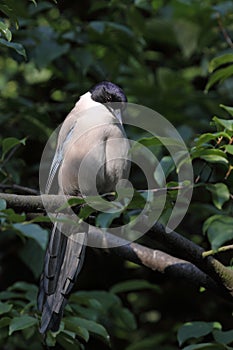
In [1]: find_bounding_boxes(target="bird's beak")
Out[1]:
[107,106,123,124]
[114,109,123,124]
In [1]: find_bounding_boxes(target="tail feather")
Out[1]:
[44,222,67,294]
[38,220,87,334]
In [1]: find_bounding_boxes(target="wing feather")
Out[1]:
[45,124,76,194]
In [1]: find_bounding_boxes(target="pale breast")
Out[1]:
[58,108,130,196]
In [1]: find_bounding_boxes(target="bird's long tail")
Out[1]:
[37,218,87,333]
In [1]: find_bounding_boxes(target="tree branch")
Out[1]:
[144,221,233,296]
[0,184,39,195]
[1,192,233,300]
[88,228,229,299]
[202,245,233,257]
[216,12,233,49]
[0,193,71,212]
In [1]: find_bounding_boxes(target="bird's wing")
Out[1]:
[38,219,87,333]
[45,124,76,194]
[39,111,84,333]
[45,149,62,194]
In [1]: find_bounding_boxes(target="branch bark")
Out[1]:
[145,221,233,296]
[0,193,71,212]
[1,192,233,301]
[88,228,228,299]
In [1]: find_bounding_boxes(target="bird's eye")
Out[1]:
[106,95,112,102]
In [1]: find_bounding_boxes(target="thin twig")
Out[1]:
[138,185,185,192]
[0,184,39,195]
[0,144,21,170]
[203,245,233,258]
[216,12,233,49]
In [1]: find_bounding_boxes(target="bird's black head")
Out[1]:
[90,81,127,110]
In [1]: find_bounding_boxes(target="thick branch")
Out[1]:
[85,228,229,300]
[1,192,233,299]
[87,229,229,300]
[0,193,73,212]
[145,221,233,296]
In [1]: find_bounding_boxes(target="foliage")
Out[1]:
[1,0,233,349]
[0,280,138,349]
[178,321,233,349]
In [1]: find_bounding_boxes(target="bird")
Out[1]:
[38,81,130,334]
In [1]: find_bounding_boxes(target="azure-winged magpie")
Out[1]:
[38,81,130,333]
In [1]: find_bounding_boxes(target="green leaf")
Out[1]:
[81,195,118,212]
[205,65,233,92]
[89,21,105,34]
[213,116,233,131]
[70,293,101,309]
[29,215,52,223]
[70,304,98,322]
[177,321,221,346]
[2,209,26,223]
[111,279,159,294]
[22,113,52,139]
[8,281,38,297]
[173,20,200,58]
[1,137,26,160]
[0,38,26,58]
[45,331,57,347]
[0,291,22,300]
[57,332,82,350]
[107,22,134,36]
[89,21,133,37]
[213,329,233,345]
[0,282,37,307]
[78,205,96,221]
[9,315,38,335]
[0,301,12,315]
[213,2,233,16]
[134,0,152,11]
[126,335,166,350]
[182,344,227,350]
[136,135,183,148]
[224,145,233,155]
[96,210,122,228]
[19,239,45,278]
[33,33,70,69]
[203,215,233,250]
[57,197,85,211]
[30,0,37,5]
[206,183,230,209]
[127,191,146,210]
[114,307,137,331]
[22,324,36,340]
[0,21,12,41]
[63,317,110,344]
[159,156,176,177]
[209,54,233,73]
[64,319,90,342]
[220,104,233,117]
[14,223,48,250]
[0,2,18,26]
[0,317,11,328]
[83,291,120,308]
[191,148,228,165]
[195,132,231,147]
[154,157,172,186]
